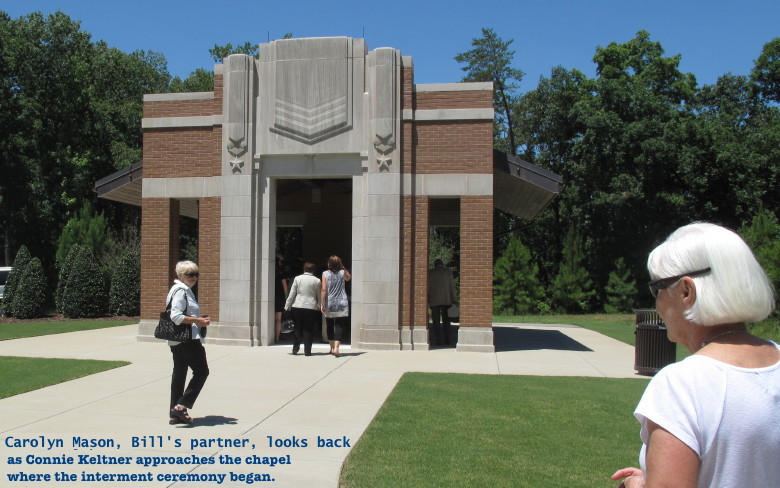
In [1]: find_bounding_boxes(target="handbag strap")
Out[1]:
[166,288,189,315]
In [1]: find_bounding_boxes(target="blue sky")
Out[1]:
[3,0,778,91]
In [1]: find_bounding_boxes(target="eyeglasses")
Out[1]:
[184,272,200,278]
[648,267,711,299]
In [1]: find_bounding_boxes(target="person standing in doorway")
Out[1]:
[321,255,351,358]
[429,259,457,346]
[284,262,321,356]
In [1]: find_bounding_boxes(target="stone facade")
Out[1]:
[135,37,500,351]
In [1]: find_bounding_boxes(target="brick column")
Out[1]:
[401,195,430,326]
[140,198,180,320]
[198,197,221,321]
[458,196,494,351]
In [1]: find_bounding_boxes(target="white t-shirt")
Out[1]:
[634,342,780,487]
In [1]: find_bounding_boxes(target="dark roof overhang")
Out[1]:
[493,150,562,221]
[94,162,198,218]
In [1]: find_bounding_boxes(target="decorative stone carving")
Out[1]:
[372,48,397,172]
[225,55,251,174]
[270,38,354,144]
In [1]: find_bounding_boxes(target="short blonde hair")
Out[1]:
[648,222,775,325]
[175,260,199,278]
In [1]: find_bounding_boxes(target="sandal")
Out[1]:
[169,416,189,425]
[170,406,193,424]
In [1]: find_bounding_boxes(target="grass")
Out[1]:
[0,356,129,399]
[340,373,649,488]
[0,319,136,341]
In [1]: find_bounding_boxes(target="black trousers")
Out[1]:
[170,340,209,413]
[326,316,346,341]
[292,307,321,355]
[430,305,452,345]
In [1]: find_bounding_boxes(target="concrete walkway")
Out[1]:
[0,323,640,487]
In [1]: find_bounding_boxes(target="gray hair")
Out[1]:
[175,260,199,278]
[648,222,775,325]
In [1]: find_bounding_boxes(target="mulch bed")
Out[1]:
[0,314,139,324]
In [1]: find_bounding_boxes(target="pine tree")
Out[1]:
[2,245,32,317]
[62,247,108,318]
[493,235,544,314]
[12,257,47,319]
[550,228,595,313]
[109,247,140,316]
[604,257,637,313]
[55,202,110,269]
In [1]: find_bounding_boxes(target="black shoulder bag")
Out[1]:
[154,289,192,342]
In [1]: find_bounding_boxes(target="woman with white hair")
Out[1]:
[613,222,778,488]
[166,260,210,425]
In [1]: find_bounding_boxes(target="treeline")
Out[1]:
[1,12,777,317]
[456,29,779,313]
[0,11,238,315]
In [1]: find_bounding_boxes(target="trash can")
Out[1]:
[634,309,676,376]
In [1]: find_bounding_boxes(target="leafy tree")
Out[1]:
[2,245,31,316]
[56,202,110,268]
[170,68,214,92]
[109,246,140,316]
[208,42,258,62]
[604,258,637,313]
[0,11,169,277]
[550,228,595,313]
[12,257,47,319]
[428,227,458,268]
[751,37,780,103]
[493,235,544,314]
[455,28,524,155]
[55,243,81,314]
[739,208,780,294]
[61,247,107,318]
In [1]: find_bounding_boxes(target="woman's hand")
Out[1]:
[199,315,210,327]
[611,468,645,488]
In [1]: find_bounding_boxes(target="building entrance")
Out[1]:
[274,178,353,344]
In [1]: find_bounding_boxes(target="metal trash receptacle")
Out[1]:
[634,309,676,376]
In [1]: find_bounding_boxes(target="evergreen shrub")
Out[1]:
[109,247,140,316]
[3,245,32,317]
[62,247,108,318]
[12,257,47,319]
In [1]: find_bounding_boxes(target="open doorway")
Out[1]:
[429,198,461,346]
[275,178,353,345]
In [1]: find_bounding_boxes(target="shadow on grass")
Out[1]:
[493,327,592,352]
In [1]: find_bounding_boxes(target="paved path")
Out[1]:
[0,323,639,487]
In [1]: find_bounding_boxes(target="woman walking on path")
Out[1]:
[284,262,321,356]
[321,255,351,357]
[166,260,210,425]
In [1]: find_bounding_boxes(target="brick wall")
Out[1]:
[413,121,494,174]
[198,197,221,320]
[140,198,179,319]
[459,196,493,327]
[142,128,221,178]
[415,90,492,110]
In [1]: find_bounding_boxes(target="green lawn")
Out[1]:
[0,319,135,398]
[341,373,649,488]
[0,319,136,341]
[0,356,129,399]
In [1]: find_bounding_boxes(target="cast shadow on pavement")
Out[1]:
[189,415,239,427]
[493,327,592,353]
